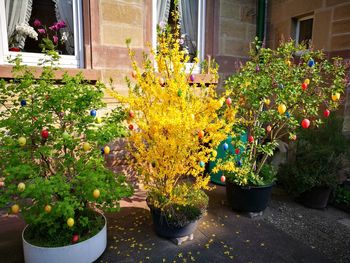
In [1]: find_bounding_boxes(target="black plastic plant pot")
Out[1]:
[226,181,274,213]
[297,187,331,209]
[148,206,199,239]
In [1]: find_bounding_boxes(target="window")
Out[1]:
[0,0,84,68]
[295,16,313,47]
[152,0,206,73]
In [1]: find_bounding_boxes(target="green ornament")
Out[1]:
[177,89,182,97]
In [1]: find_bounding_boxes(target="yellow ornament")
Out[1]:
[304,79,310,85]
[286,60,291,66]
[83,142,91,151]
[17,182,25,192]
[95,117,102,124]
[278,104,286,114]
[11,204,20,214]
[332,92,340,101]
[104,146,110,154]
[93,189,100,199]
[67,218,74,227]
[212,150,217,158]
[264,99,270,106]
[44,205,52,213]
[18,137,26,147]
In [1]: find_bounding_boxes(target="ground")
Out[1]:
[1,184,349,263]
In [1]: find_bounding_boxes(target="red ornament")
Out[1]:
[72,234,79,244]
[41,129,49,139]
[301,119,310,129]
[248,135,254,143]
[129,110,135,118]
[198,130,204,139]
[220,175,226,183]
[129,124,134,130]
[323,109,330,118]
[266,125,272,132]
[235,148,240,154]
[226,97,232,106]
[301,83,308,91]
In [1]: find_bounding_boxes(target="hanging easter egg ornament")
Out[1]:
[41,129,49,139]
[104,146,110,154]
[17,182,25,192]
[212,150,217,158]
[129,124,134,130]
[285,112,291,118]
[278,83,284,89]
[0,182,5,187]
[67,218,74,228]
[96,117,102,124]
[332,92,340,101]
[237,160,242,167]
[189,74,195,82]
[226,97,232,106]
[20,99,26,106]
[18,137,26,147]
[44,205,52,213]
[11,204,20,214]
[72,234,79,244]
[198,130,204,139]
[301,82,308,91]
[93,189,100,199]
[304,79,310,85]
[129,110,135,118]
[101,147,105,155]
[278,104,286,115]
[264,98,270,106]
[266,125,272,132]
[220,175,226,183]
[177,89,182,97]
[301,118,310,129]
[83,142,91,151]
[62,131,70,140]
[324,109,330,117]
[308,59,315,67]
[199,161,205,168]
[291,134,297,141]
[248,135,254,143]
[235,148,240,154]
[223,142,229,151]
[90,109,97,117]
[255,65,260,72]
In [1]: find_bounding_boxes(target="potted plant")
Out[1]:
[8,23,38,52]
[109,10,234,240]
[0,49,133,262]
[278,115,349,209]
[213,39,346,213]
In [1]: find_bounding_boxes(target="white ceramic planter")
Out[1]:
[22,214,107,263]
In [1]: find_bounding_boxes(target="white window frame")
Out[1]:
[152,0,206,74]
[295,15,313,45]
[0,0,84,68]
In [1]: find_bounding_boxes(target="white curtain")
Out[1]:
[52,0,74,55]
[5,0,33,48]
[179,0,198,56]
[157,0,171,24]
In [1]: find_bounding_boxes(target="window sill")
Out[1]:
[0,65,101,82]
[188,73,218,85]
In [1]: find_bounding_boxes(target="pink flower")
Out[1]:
[56,20,66,29]
[38,28,46,34]
[49,24,58,31]
[53,35,58,44]
[33,19,41,27]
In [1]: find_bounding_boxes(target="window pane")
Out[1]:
[6,0,75,55]
[299,18,313,45]
[180,0,198,61]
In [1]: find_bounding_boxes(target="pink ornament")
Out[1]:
[226,97,232,106]
[220,175,226,183]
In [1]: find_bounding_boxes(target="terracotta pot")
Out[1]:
[9,47,21,52]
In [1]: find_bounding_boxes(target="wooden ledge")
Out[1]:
[0,65,101,82]
[188,73,218,84]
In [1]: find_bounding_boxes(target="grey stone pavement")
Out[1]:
[1,184,349,263]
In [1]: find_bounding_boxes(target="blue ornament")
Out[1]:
[20,99,26,106]
[90,109,97,117]
[308,59,315,67]
[237,160,242,167]
[101,147,105,155]
[223,142,229,151]
[278,83,284,89]
[199,161,205,168]
[285,112,290,118]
